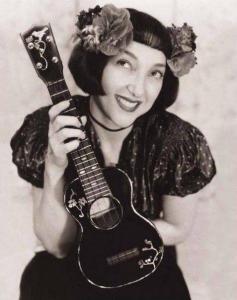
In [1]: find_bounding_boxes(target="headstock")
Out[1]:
[20,24,63,85]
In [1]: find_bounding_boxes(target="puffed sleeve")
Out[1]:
[153,117,216,197]
[10,107,50,188]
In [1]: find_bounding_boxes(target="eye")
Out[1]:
[150,70,164,80]
[116,59,132,70]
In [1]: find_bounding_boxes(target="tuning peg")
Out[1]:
[46,36,51,42]
[52,56,59,63]
[36,62,43,69]
[27,42,34,50]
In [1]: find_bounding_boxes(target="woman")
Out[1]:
[11,4,216,300]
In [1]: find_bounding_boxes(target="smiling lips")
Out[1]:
[115,95,141,112]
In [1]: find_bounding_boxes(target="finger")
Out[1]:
[64,140,80,153]
[58,128,86,143]
[80,116,87,126]
[49,101,70,121]
[53,115,81,132]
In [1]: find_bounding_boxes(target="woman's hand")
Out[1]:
[47,100,87,170]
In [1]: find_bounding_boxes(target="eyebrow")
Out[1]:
[123,50,166,68]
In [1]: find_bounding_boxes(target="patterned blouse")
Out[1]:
[10,95,216,220]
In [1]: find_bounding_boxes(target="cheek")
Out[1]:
[102,62,134,95]
[101,64,123,94]
[101,70,111,94]
[146,80,163,104]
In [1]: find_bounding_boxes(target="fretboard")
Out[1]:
[47,78,111,202]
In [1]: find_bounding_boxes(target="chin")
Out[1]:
[113,115,136,128]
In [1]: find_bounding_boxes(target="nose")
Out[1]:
[126,73,145,99]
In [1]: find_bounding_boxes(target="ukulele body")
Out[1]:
[64,166,164,288]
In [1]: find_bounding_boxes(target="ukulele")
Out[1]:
[21,24,164,288]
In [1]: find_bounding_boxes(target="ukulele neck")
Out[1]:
[47,78,111,202]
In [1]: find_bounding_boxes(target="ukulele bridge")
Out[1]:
[106,248,140,266]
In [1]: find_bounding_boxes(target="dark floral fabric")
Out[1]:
[10,95,216,219]
[11,107,49,188]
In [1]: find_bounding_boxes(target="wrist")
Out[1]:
[45,151,67,185]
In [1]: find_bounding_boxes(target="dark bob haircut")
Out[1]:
[68,8,179,110]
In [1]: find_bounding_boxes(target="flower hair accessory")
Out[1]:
[167,23,197,77]
[75,4,133,56]
[75,5,197,77]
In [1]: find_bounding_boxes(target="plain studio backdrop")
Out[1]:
[0,0,236,299]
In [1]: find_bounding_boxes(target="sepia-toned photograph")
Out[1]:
[1,0,236,299]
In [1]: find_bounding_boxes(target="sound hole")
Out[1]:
[89,196,122,230]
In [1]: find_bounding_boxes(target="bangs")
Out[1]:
[134,31,163,50]
[128,8,172,58]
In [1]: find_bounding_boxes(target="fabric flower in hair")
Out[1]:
[167,52,197,77]
[167,23,197,77]
[80,25,101,51]
[76,4,133,56]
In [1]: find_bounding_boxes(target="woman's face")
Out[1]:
[92,41,166,128]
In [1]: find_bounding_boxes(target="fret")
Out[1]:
[79,145,91,151]
[80,164,98,171]
[80,172,104,183]
[72,155,95,164]
[79,138,90,146]
[47,78,67,91]
[85,185,109,195]
[79,152,94,159]
[78,168,102,178]
[72,151,94,161]
[77,149,94,159]
[82,178,105,187]
[76,160,98,169]
[48,79,64,86]
[51,89,69,97]
[78,144,92,154]
[72,151,95,162]
[73,165,99,177]
[47,80,67,91]
[84,188,111,200]
[76,164,98,173]
[80,172,111,198]
[63,106,76,114]
[51,92,71,104]
[48,88,71,105]
[83,181,107,191]
[47,78,72,105]
[75,158,98,167]
[87,191,111,201]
